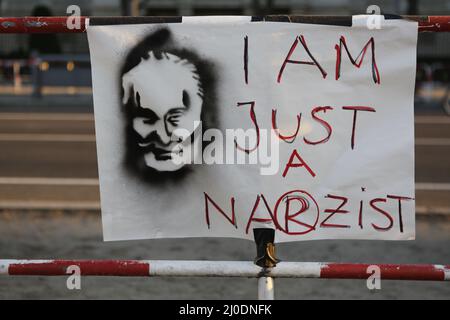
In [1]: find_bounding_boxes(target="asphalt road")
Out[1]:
[0,111,449,213]
[0,110,449,299]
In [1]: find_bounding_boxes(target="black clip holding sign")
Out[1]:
[253,228,280,268]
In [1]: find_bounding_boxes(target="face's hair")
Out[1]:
[121,51,203,108]
[120,28,217,185]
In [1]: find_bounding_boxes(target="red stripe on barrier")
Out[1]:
[8,260,150,276]
[0,17,87,33]
[2,260,449,281]
[418,16,450,32]
[320,263,450,281]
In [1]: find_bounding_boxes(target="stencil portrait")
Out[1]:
[120,28,217,184]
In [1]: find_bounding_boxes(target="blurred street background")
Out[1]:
[0,0,449,299]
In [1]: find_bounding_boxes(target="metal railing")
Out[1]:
[0,15,450,34]
[0,260,448,299]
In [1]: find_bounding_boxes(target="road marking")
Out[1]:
[416,182,450,191]
[0,180,446,213]
[0,133,95,142]
[0,134,447,145]
[415,116,450,124]
[0,201,100,210]
[0,113,94,121]
[415,138,450,146]
[0,113,447,124]
[416,206,450,216]
[0,177,99,186]
[0,178,448,190]
[0,202,445,214]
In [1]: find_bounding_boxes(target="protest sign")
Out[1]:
[87,16,417,242]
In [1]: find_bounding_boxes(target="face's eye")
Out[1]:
[134,107,159,125]
[143,117,158,125]
[133,91,160,125]
[166,109,184,127]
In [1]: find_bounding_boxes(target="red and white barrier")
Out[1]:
[0,14,448,300]
[1,260,449,281]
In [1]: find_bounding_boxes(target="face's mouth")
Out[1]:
[135,125,200,163]
[138,142,183,161]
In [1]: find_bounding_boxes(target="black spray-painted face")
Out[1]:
[122,52,203,172]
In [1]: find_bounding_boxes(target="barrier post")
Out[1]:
[254,228,279,300]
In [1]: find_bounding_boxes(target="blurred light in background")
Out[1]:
[66,61,75,72]
[39,61,49,72]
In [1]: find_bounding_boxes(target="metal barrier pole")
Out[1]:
[258,277,274,300]
[1,260,449,280]
[254,229,279,300]
[0,16,450,34]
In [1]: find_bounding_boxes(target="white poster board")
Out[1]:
[87,16,418,242]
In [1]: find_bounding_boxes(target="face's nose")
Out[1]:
[154,119,172,145]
